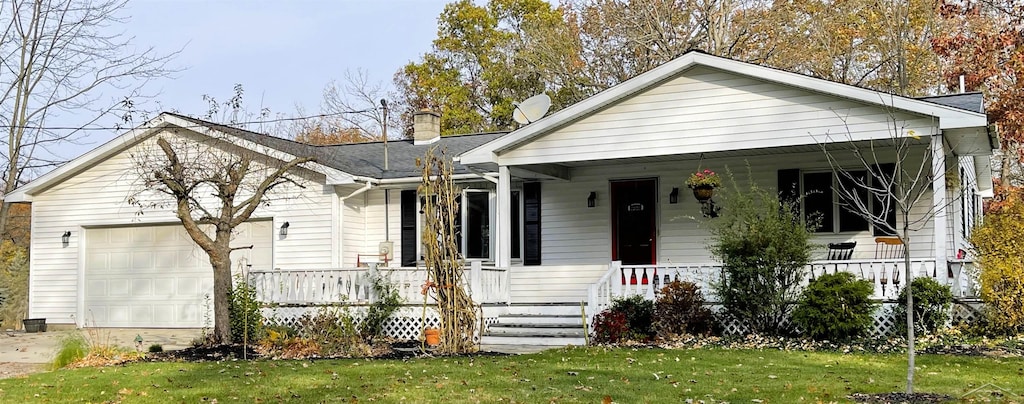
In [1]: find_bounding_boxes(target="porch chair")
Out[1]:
[813,241,857,279]
[826,242,857,260]
[874,237,905,259]
[874,237,905,297]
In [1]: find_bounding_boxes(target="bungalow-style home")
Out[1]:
[8,51,992,344]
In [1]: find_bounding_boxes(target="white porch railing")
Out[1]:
[587,259,979,317]
[249,261,510,305]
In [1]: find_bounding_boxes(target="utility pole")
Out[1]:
[381,99,389,171]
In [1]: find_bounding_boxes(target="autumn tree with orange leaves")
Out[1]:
[932,0,1024,205]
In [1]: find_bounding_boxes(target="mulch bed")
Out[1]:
[145,340,509,362]
[848,392,954,403]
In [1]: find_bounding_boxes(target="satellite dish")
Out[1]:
[513,93,551,125]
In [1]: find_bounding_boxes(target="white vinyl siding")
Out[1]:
[515,149,940,302]
[28,129,336,324]
[500,67,937,166]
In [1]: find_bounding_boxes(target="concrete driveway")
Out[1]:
[1,328,204,364]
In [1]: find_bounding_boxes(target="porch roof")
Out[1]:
[459,51,989,167]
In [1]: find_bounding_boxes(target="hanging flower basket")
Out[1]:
[686,169,721,202]
[692,185,715,202]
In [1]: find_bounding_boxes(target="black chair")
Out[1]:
[826,242,857,260]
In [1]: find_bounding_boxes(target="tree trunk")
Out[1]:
[209,238,234,344]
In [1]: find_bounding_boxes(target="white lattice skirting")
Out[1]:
[714,299,984,338]
[261,306,501,342]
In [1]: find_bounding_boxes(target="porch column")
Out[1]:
[496,165,512,268]
[931,135,948,278]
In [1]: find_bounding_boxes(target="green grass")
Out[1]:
[2,347,1022,403]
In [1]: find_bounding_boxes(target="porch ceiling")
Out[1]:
[554,142,883,168]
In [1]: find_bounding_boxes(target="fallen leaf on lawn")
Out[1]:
[602,395,612,404]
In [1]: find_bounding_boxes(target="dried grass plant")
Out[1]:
[418,148,477,354]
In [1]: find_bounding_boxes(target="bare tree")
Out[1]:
[816,108,963,394]
[129,132,314,343]
[0,0,178,236]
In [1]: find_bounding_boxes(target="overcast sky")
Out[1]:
[62,0,448,159]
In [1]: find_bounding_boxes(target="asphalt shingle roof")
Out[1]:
[918,92,984,114]
[167,113,506,180]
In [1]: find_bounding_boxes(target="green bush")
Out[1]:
[892,277,954,335]
[654,281,713,338]
[359,273,403,342]
[591,295,655,344]
[792,272,877,341]
[710,171,816,335]
[612,295,655,340]
[228,275,264,343]
[148,344,164,353]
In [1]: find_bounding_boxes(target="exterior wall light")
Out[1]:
[279,221,290,236]
[587,192,597,208]
[669,187,679,204]
[61,231,71,247]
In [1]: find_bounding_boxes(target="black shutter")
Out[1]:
[778,168,801,215]
[400,190,417,266]
[872,163,898,236]
[523,182,542,266]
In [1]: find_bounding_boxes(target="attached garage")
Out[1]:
[83,221,273,328]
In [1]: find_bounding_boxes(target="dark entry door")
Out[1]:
[611,179,657,265]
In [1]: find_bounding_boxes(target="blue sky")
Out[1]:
[63,0,448,159]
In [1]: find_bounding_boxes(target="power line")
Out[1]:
[0,108,379,132]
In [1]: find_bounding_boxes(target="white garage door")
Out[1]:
[84,221,273,328]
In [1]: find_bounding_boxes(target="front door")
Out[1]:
[611,179,657,265]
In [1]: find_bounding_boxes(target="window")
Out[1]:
[779,167,894,234]
[399,184,540,265]
[464,191,490,259]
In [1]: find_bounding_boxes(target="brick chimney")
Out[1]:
[413,109,441,145]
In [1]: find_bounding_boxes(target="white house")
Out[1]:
[8,52,992,342]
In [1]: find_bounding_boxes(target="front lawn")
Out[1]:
[1,347,1021,403]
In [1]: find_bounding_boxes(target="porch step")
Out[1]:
[506,303,587,316]
[481,311,588,347]
[498,314,584,326]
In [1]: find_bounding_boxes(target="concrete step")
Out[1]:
[498,314,584,326]
[481,334,586,346]
[506,304,587,316]
[486,325,586,337]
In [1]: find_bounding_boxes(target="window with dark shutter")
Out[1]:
[400,190,417,266]
[523,182,541,266]
[511,191,521,259]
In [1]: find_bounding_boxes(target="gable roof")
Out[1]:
[5,113,505,202]
[460,51,989,165]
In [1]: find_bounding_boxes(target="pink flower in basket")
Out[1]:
[686,169,721,188]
